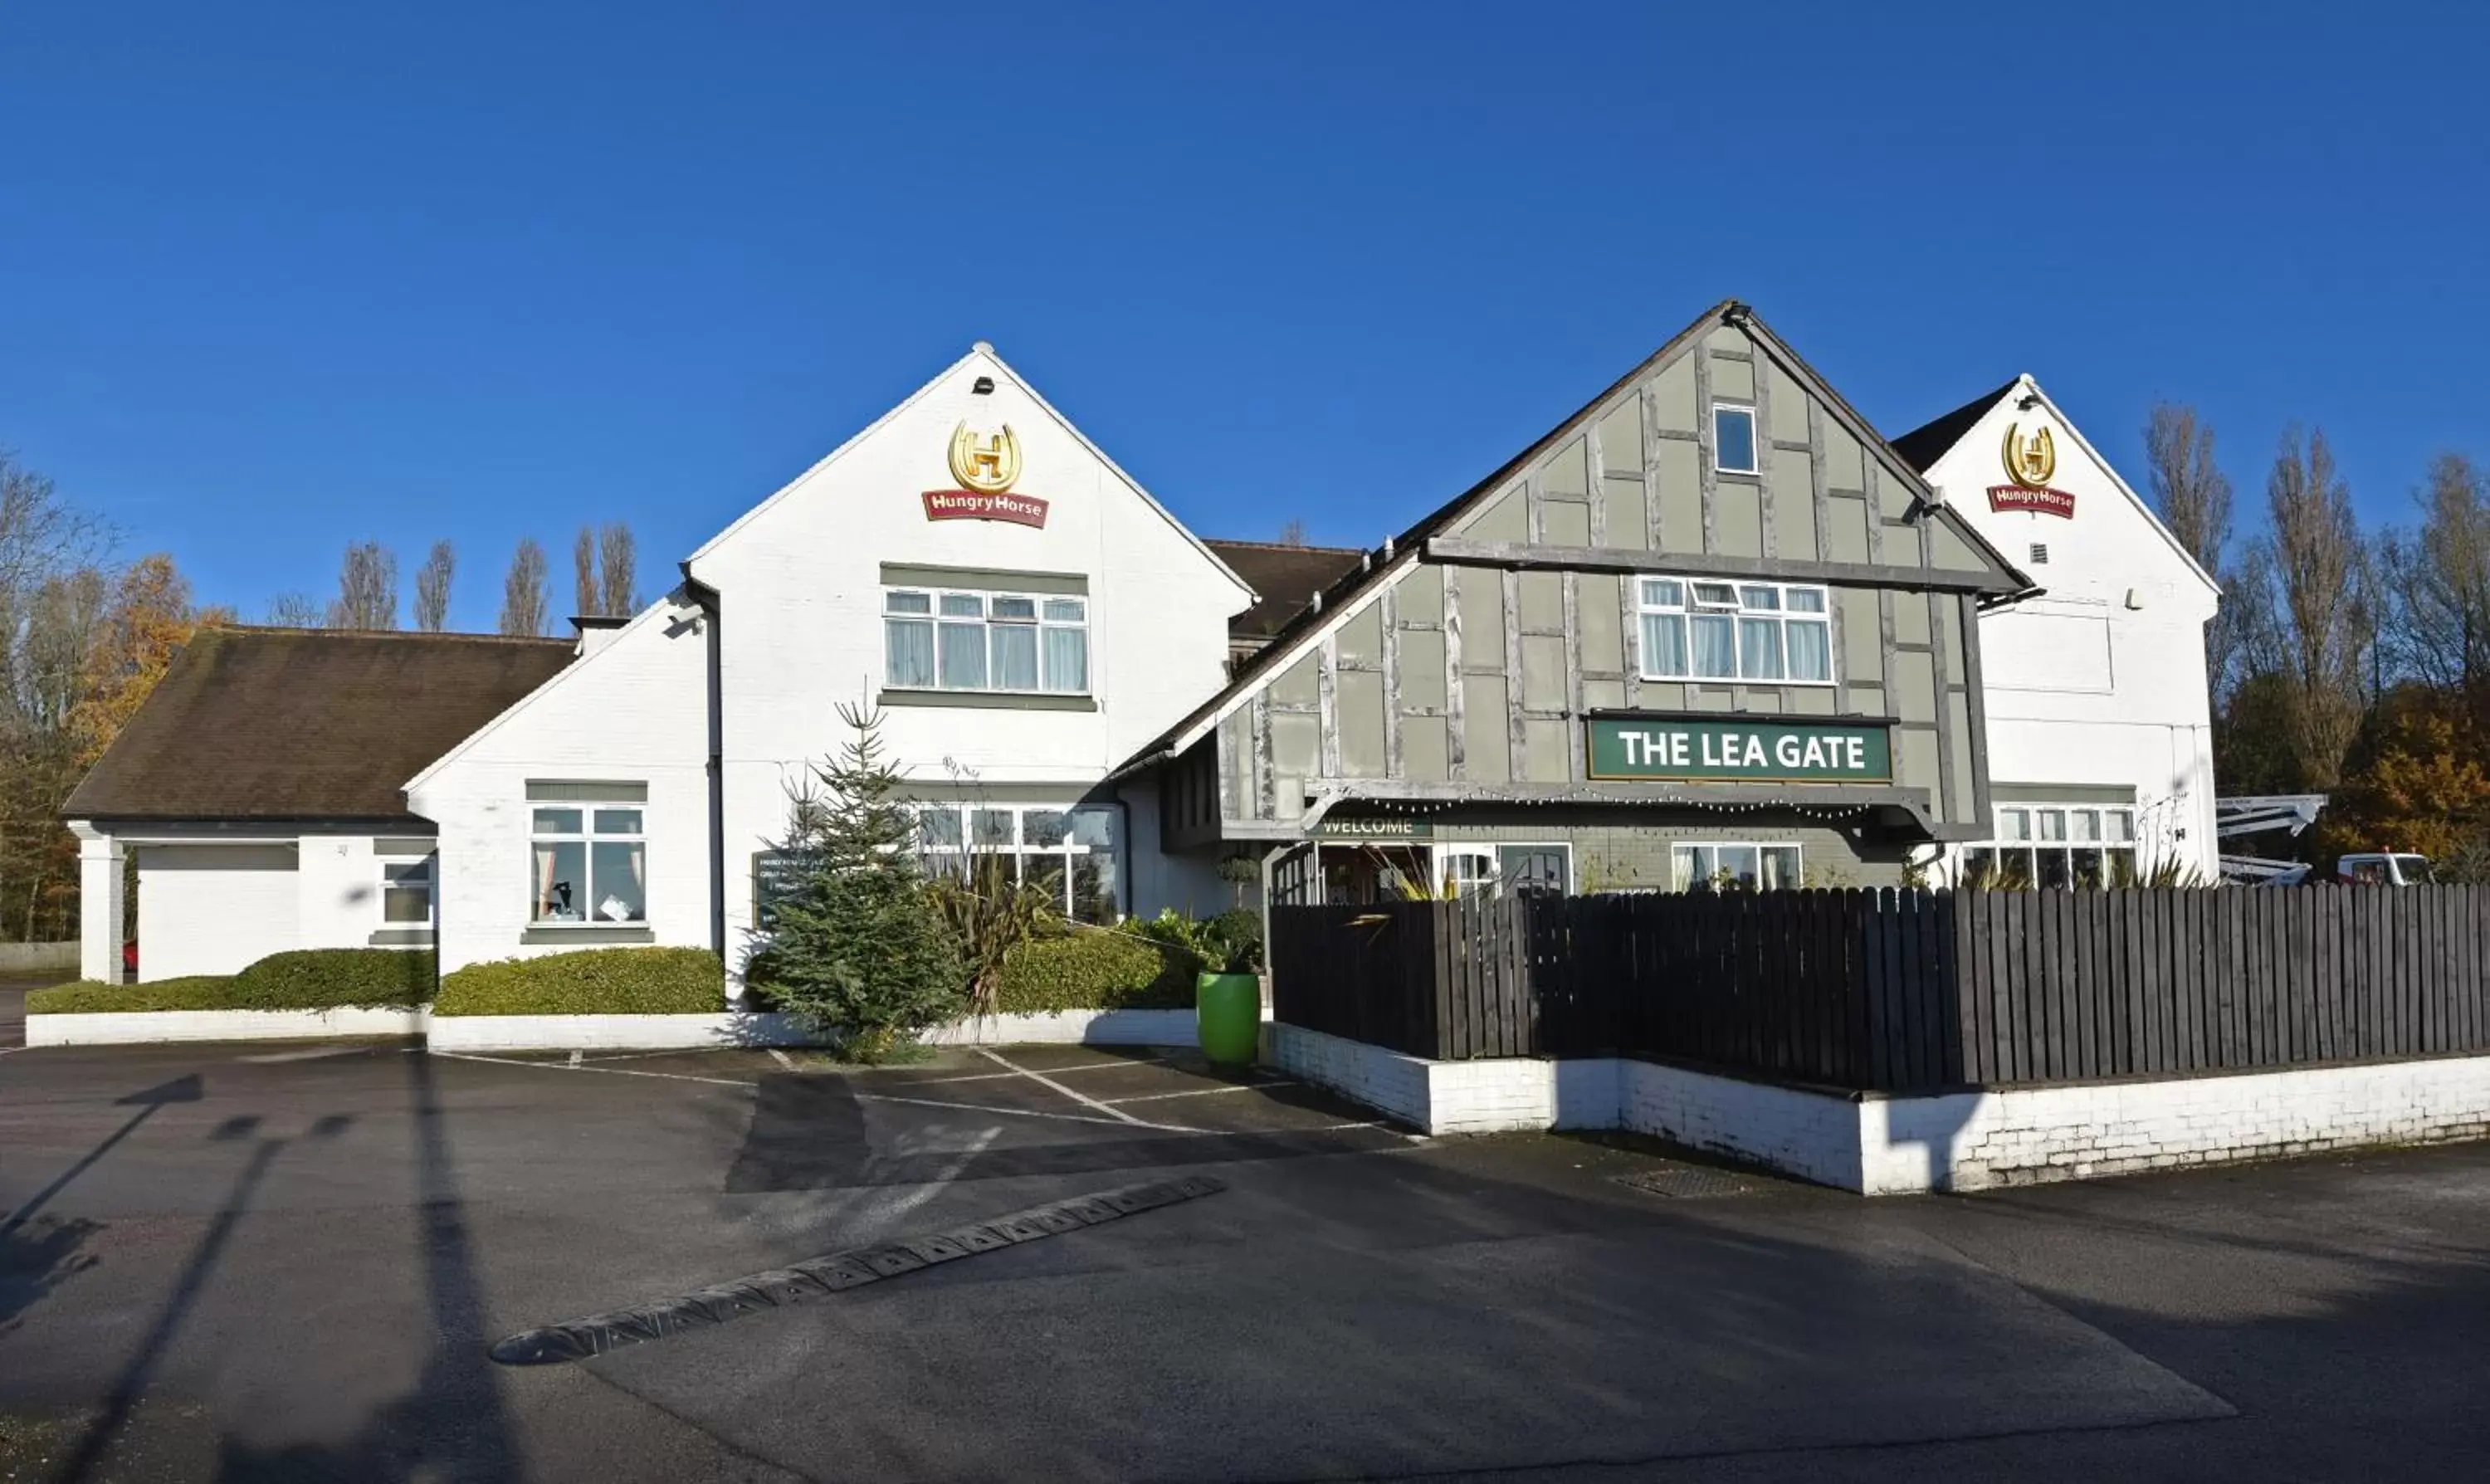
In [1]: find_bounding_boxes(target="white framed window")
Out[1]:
[1637,577,1833,685]
[381,857,434,927]
[1963,804,2137,888]
[1712,403,1759,474]
[885,588,1089,695]
[1672,842,1804,891]
[530,800,647,924]
[912,803,1122,923]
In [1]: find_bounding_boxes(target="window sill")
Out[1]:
[368,927,437,947]
[876,688,1098,712]
[522,925,656,946]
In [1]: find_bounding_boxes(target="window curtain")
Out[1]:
[535,845,558,920]
[1689,615,1737,679]
[1641,613,1687,676]
[990,624,1039,690]
[938,622,986,688]
[1785,620,1831,681]
[1738,618,1784,680]
[886,619,935,687]
[1042,627,1088,692]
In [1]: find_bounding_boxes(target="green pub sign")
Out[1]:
[1585,715,1892,783]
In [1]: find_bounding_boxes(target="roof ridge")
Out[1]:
[212,623,574,646]
[1202,537,1368,554]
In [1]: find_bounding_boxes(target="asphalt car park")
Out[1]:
[9,1033,2490,1482]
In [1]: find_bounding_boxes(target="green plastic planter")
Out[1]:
[1195,972,1262,1066]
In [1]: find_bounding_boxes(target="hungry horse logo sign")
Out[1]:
[1988,421,2076,519]
[925,420,1049,528]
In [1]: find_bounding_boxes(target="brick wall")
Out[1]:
[1267,1023,2490,1195]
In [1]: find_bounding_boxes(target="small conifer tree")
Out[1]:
[748,702,963,1058]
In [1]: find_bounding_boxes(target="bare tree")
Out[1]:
[2144,404,2239,695]
[500,538,549,637]
[265,592,323,627]
[2251,426,2369,788]
[596,522,638,617]
[574,527,597,618]
[325,541,399,630]
[413,540,456,632]
[2377,454,2490,696]
[0,448,106,605]
[1277,518,1308,546]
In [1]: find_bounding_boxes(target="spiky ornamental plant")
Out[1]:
[747,702,963,1060]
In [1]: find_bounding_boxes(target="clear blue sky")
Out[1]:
[3,2,2482,629]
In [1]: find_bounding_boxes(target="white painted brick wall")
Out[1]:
[1862,1054,2490,1193]
[1267,1025,2490,1196]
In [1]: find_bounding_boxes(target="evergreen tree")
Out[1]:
[747,702,962,1057]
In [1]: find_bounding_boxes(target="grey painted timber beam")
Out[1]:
[1501,569,1528,779]
[1443,566,1467,780]
[1423,537,2022,594]
[1379,582,1403,779]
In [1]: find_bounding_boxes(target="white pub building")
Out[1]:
[66,304,2220,988]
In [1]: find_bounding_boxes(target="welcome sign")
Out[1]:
[1586,716,1892,783]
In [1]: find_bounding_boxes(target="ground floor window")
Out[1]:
[911,802,1122,924]
[1962,803,2136,887]
[1672,842,1803,892]
[530,798,647,924]
[1307,841,1572,904]
[381,856,434,926]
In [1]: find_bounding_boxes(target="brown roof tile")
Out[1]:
[1203,539,1368,638]
[65,627,577,823]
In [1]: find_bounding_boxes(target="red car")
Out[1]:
[123,940,138,976]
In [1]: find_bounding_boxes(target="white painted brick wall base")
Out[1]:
[428,1008,1200,1052]
[28,1006,1202,1052]
[24,1007,434,1047]
[1264,1025,2490,1195]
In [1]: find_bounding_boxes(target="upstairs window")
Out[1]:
[1712,404,1759,474]
[1638,578,1833,685]
[886,588,1088,694]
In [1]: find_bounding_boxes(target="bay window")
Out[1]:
[886,588,1089,695]
[1638,578,1833,685]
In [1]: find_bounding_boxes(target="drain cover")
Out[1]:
[1614,1164,1751,1199]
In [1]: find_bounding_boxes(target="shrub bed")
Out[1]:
[29,977,246,1015]
[994,930,1199,1014]
[234,949,436,1008]
[27,949,436,1014]
[434,946,725,1016]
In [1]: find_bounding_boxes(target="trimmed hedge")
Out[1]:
[234,949,436,1009]
[994,930,1199,1014]
[27,949,435,1014]
[434,946,725,1016]
[28,977,247,1015]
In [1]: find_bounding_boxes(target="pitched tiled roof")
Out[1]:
[1888,377,2019,473]
[65,627,577,823]
[1203,539,1369,639]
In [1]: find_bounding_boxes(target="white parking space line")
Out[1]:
[1103,1079,1299,1105]
[849,1091,1136,1129]
[767,1048,797,1072]
[432,1050,754,1088]
[887,1057,1170,1087]
[866,1127,1002,1227]
[236,1046,367,1064]
[972,1047,1194,1130]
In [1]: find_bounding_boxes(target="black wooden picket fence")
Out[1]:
[1267,886,2490,1095]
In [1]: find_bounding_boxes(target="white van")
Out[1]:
[2336,853,2434,886]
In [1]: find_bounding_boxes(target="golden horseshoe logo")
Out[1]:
[2001,422,2056,489]
[948,422,1022,494]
